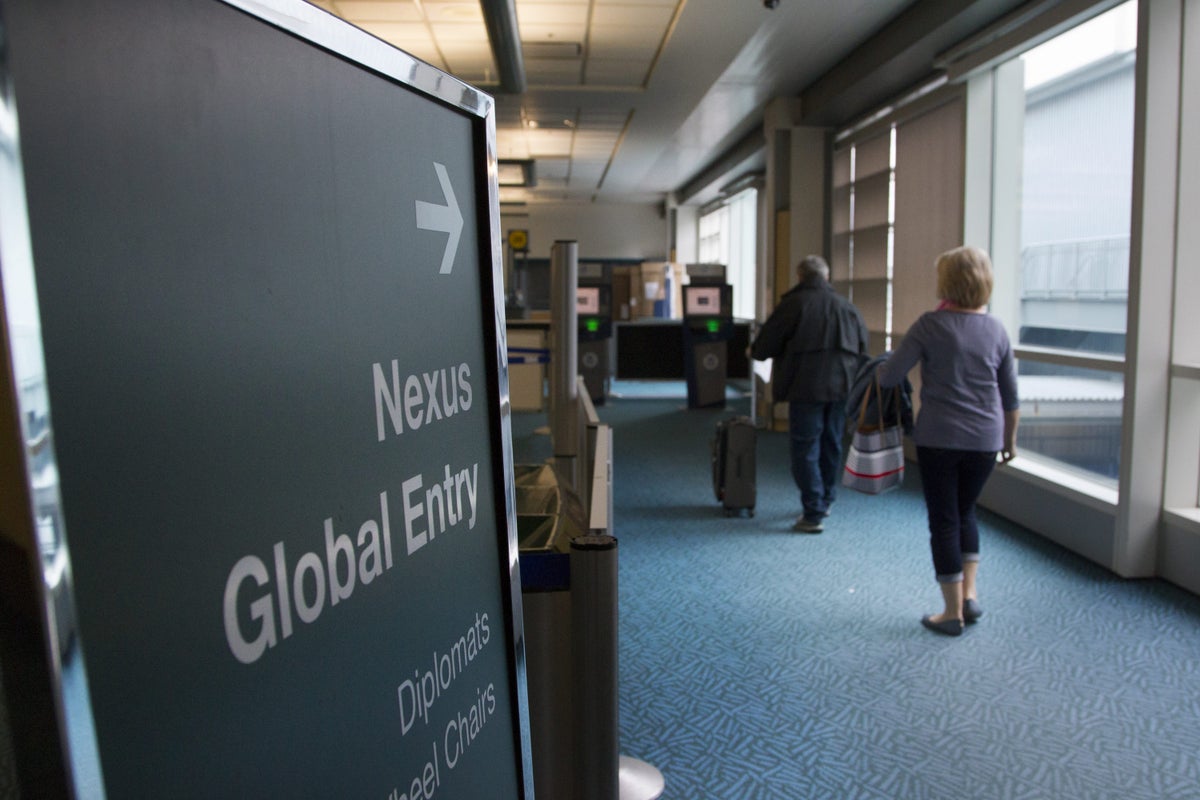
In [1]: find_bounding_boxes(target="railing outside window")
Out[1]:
[1022,236,1129,300]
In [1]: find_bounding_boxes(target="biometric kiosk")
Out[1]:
[682,264,734,409]
[576,262,613,406]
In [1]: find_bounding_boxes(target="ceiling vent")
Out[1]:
[522,41,583,60]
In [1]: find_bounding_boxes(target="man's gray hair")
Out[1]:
[799,255,830,282]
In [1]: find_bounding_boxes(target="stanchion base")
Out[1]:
[619,755,664,800]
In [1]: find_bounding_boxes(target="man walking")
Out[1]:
[751,255,868,532]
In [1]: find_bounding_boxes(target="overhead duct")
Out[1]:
[798,0,1031,126]
[481,0,527,94]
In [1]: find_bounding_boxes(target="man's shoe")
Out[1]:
[792,517,824,534]
[963,598,983,624]
[920,615,964,637]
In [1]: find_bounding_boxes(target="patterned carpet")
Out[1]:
[512,396,1200,800]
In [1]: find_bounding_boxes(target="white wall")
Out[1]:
[500,201,668,261]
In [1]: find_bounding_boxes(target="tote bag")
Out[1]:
[842,375,904,494]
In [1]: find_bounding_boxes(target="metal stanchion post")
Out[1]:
[570,530,664,800]
[550,239,579,492]
[571,534,619,800]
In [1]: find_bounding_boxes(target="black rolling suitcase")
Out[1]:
[712,416,756,516]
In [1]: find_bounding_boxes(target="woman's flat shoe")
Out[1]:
[963,598,983,624]
[921,615,964,637]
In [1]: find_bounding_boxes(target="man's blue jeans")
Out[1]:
[788,401,847,522]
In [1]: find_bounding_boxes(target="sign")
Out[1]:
[417,163,465,274]
[2,0,532,796]
[507,229,530,252]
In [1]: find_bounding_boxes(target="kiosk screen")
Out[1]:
[685,286,720,316]
[577,286,601,315]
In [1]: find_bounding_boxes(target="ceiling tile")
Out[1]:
[572,132,620,157]
[438,41,494,59]
[578,108,632,127]
[446,52,497,68]
[590,5,674,28]
[452,66,500,83]
[430,22,489,42]
[588,25,667,55]
[568,163,607,187]
[535,158,571,181]
[524,129,574,157]
[519,23,588,44]
[333,1,422,22]
[495,112,525,129]
[496,140,531,160]
[584,58,652,86]
[521,104,579,128]
[352,21,428,43]
[514,4,589,26]
[421,1,485,22]
[390,43,443,65]
[572,146,618,162]
[497,146,528,165]
[526,60,583,85]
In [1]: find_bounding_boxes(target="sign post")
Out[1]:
[0,0,534,796]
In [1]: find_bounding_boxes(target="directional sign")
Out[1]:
[1,0,532,797]
[416,162,464,275]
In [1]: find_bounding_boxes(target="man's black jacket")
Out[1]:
[751,276,869,403]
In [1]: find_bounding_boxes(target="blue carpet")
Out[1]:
[609,379,750,401]
[511,398,1200,800]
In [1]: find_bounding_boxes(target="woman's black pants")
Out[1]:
[916,447,996,583]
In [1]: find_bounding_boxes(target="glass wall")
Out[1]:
[991,0,1137,485]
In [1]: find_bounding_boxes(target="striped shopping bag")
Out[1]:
[842,375,905,495]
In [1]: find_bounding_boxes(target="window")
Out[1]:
[697,186,758,320]
[832,129,896,352]
[989,1,1137,485]
[697,205,725,264]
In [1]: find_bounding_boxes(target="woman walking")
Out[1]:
[877,246,1019,636]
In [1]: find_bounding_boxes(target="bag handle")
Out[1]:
[857,371,904,434]
[873,373,885,432]
[855,376,873,430]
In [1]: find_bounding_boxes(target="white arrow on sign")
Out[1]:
[415,162,463,275]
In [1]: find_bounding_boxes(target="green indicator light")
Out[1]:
[586,318,600,333]
[707,319,720,333]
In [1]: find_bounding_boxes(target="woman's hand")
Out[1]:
[1000,409,1020,464]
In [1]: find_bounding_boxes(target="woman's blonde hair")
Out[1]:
[936,246,993,309]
